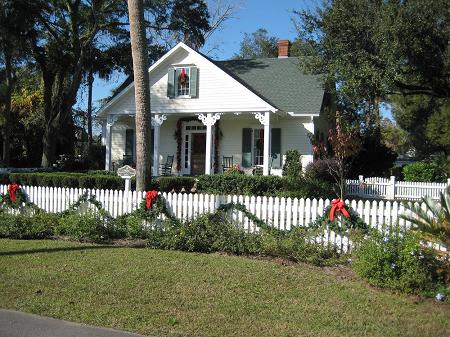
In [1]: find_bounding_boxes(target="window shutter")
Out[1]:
[167,68,175,98]
[150,128,154,166]
[189,66,198,97]
[271,128,281,169]
[125,129,134,157]
[242,128,252,168]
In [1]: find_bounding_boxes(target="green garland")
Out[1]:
[59,192,111,218]
[309,205,368,234]
[0,187,40,212]
[216,202,271,231]
[0,186,367,240]
[128,194,179,224]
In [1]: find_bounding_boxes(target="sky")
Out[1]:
[80,0,391,119]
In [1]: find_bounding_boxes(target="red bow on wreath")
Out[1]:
[145,190,158,209]
[7,183,20,203]
[329,198,350,221]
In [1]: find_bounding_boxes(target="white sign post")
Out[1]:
[117,165,136,192]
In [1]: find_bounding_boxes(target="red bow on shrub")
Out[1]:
[329,198,350,221]
[145,190,158,209]
[7,183,20,203]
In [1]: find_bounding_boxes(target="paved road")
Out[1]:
[0,309,148,337]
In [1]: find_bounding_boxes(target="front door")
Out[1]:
[191,133,206,175]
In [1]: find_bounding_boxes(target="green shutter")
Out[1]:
[271,128,281,169]
[150,128,154,167]
[125,129,134,157]
[242,128,252,168]
[167,68,175,98]
[189,66,198,97]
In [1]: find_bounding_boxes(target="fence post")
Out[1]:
[388,175,396,200]
[358,175,364,195]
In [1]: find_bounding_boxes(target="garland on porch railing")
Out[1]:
[174,117,197,172]
[214,120,222,173]
[174,117,222,174]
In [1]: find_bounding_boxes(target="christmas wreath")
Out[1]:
[0,184,29,209]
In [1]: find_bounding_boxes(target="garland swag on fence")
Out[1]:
[0,185,368,240]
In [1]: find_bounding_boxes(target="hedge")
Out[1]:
[1,172,196,193]
[0,172,335,198]
[7,172,125,190]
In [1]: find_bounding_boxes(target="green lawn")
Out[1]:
[0,239,448,337]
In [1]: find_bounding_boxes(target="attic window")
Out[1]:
[167,66,198,98]
[177,67,190,97]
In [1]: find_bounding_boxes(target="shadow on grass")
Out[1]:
[0,245,120,256]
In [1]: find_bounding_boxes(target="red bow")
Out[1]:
[145,190,158,209]
[329,198,350,221]
[180,68,186,82]
[7,183,20,203]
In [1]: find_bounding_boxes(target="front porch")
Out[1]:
[103,111,315,176]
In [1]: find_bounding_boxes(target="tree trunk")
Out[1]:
[127,0,152,191]
[2,46,13,166]
[87,67,94,145]
[41,122,57,168]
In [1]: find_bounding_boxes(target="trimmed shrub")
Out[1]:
[304,159,337,184]
[8,172,124,190]
[403,161,447,182]
[282,150,302,177]
[0,211,57,239]
[158,176,196,192]
[352,230,449,295]
[260,226,342,266]
[197,174,284,196]
[147,212,261,255]
[0,174,10,184]
[55,210,118,242]
[281,177,335,199]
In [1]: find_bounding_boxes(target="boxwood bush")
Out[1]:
[352,230,449,295]
[7,172,125,189]
[197,174,284,196]
[158,176,196,192]
[402,161,448,182]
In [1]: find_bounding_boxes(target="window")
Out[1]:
[125,129,134,157]
[167,66,198,98]
[242,128,281,169]
[253,128,264,166]
[176,67,190,97]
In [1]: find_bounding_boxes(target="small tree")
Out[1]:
[282,150,302,177]
[311,111,361,199]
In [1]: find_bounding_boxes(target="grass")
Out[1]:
[0,239,449,337]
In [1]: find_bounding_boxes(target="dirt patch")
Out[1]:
[321,264,357,281]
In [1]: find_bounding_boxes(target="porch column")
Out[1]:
[151,114,167,176]
[198,113,222,175]
[105,115,119,171]
[254,112,271,175]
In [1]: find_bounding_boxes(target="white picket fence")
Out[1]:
[2,184,429,253]
[346,176,449,200]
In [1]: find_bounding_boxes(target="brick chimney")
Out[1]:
[277,40,290,58]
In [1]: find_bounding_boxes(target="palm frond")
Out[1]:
[400,191,450,247]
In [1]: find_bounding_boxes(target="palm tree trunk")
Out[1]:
[127,0,152,191]
[87,67,94,145]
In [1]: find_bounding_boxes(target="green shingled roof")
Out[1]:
[215,57,325,115]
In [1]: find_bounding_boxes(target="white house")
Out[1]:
[97,40,333,176]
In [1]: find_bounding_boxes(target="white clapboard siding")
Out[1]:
[346,176,449,200]
[3,184,448,253]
